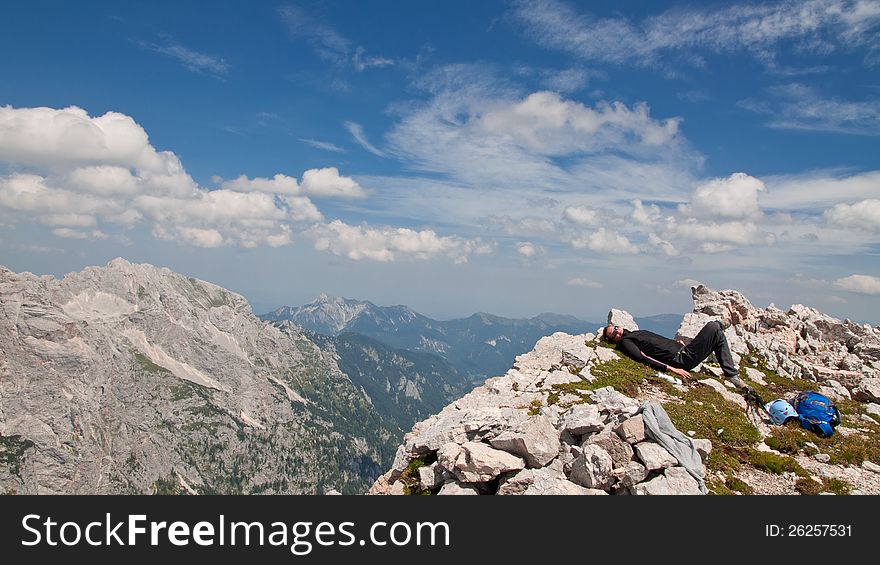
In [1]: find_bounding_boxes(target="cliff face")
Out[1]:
[371,286,880,495]
[0,259,398,494]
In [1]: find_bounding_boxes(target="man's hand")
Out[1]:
[667,366,691,379]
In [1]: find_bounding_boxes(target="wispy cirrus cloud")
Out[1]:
[738,83,880,135]
[278,4,394,71]
[344,121,386,156]
[139,37,229,77]
[510,0,880,69]
[300,138,346,152]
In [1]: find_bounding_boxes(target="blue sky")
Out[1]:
[1,0,879,322]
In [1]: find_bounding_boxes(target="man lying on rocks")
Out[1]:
[600,321,752,393]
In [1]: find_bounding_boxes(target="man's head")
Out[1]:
[602,324,624,344]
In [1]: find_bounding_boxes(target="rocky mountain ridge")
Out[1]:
[371,285,880,495]
[0,259,403,494]
[263,296,682,384]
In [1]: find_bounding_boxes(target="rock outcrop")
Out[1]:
[371,284,880,495]
[369,332,709,496]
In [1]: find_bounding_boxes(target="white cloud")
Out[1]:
[386,71,690,195]
[300,167,367,198]
[824,199,880,232]
[571,227,639,254]
[511,0,880,68]
[307,219,494,263]
[674,278,702,289]
[0,105,325,248]
[739,83,880,135]
[221,173,300,195]
[477,91,680,153]
[835,274,880,294]
[344,121,386,156]
[51,228,108,240]
[647,232,679,256]
[562,205,599,226]
[516,242,541,257]
[67,165,139,196]
[221,169,365,200]
[567,277,603,288]
[670,218,773,247]
[0,105,175,173]
[352,46,394,71]
[177,227,224,248]
[631,199,661,225]
[142,39,229,77]
[278,5,351,65]
[682,172,766,220]
[762,170,880,211]
[300,138,345,152]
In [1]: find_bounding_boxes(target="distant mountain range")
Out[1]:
[262,295,682,383]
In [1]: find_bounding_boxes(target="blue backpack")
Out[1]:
[793,391,841,438]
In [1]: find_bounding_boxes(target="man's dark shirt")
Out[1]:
[616,329,682,371]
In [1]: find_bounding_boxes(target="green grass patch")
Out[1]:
[133,352,168,374]
[795,477,851,496]
[0,435,34,479]
[745,449,809,477]
[398,454,436,495]
[527,399,543,416]
[547,391,560,406]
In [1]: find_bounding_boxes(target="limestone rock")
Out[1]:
[634,442,678,471]
[607,309,638,331]
[692,439,712,464]
[853,378,880,403]
[569,444,614,489]
[437,482,479,495]
[560,404,604,435]
[613,461,648,488]
[437,441,525,483]
[589,387,640,415]
[489,414,561,468]
[497,467,605,495]
[419,462,453,491]
[614,415,646,444]
[584,433,634,469]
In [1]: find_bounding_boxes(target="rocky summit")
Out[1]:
[0,259,400,494]
[371,285,880,495]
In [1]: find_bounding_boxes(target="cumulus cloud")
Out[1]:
[647,232,679,256]
[824,199,880,232]
[477,91,680,153]
[682,172,766,220]
[835,274,880,294]
[516,242,541,257]
[0,105,175,173]
[571,227,639,254]
[0,105,341,248]
[221,168,366,199]
[631,199,661,225]
[385,68,691,193]
[306,219,494,263]
[562,205,599,226]
[300,167,367,198]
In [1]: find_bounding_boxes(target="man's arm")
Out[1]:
[617,339,668,372]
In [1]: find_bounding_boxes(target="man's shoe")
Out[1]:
[726,375,747,389]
